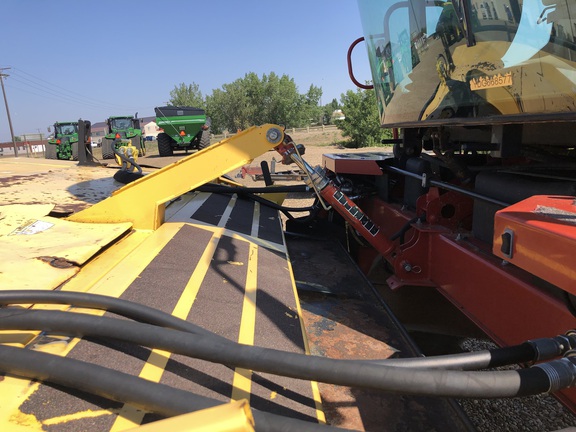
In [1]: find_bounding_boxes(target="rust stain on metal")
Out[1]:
[301,298,398,431]
[302,298,397,361]
[37,256,76,269]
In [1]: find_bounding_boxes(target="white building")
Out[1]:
[142,120,160,140]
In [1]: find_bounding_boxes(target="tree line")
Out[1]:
[168,72,391,147]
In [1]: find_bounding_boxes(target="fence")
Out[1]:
[0,140,48,158]
[212,124,339,141]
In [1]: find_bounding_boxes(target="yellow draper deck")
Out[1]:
[0,125,324,430]
[0,189,323,430]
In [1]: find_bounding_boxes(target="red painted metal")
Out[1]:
[323,152,387,175]
[347,37,374,90]
[321,158,576,412]
[356,192,576,344]
[358,195,576,411]
[493,195,576,295]
[319,182,396,256]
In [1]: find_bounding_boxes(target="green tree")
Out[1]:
[206,76,256,132]
[337,88,391,147]
[322,98,342,125]
[301,84,323,125]
[205,72,322,133]
[169,82,205,108]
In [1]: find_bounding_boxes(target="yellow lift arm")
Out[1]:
[67,124,285,231]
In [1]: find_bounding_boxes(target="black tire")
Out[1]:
[157,133,174,157]
[101,138,115,159]
[132,135,146,156]
[72,142,79,161]
[45,143,57,159]
[198,128,211,150]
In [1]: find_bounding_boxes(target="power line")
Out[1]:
[10,67,145,111]
[7,76,118,110]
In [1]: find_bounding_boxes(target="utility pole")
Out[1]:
[0,67,18,157]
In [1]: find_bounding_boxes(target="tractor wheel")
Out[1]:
[101,138,115,159]
[157,133,174,157]
[44,144,57,160]
[133,136,146,156]
[71,143,79,161]
[198,128,211,150]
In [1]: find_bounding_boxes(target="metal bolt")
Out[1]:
[266,128,282,144]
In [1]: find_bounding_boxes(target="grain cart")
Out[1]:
[44,121,80,160]
[155,106,211,156]
[100,115,145,159]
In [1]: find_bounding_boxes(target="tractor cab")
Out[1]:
[107,116,135,134]
[55,122,78,136]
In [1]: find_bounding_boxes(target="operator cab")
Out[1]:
[55,123,78,135]
[109,117,133,131]
[357,0,576,129]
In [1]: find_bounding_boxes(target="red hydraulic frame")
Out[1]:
[314,152,576,412]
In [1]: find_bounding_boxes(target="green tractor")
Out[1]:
[45,121,81,160]
[155,106,211,157]
[101,115,146,160]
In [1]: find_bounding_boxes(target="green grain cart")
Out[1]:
[45,121,80,160]
[154,106,211,157]
[101,115,145,159]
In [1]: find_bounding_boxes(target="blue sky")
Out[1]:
[0,1,371,141]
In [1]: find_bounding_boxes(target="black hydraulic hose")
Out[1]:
[2,308,576,398]
[0,344,340,432]
[195,183,316,218]
[390,215,426,244]
[1,291,572,372]
[0,290,229,343]
[197,183,312,195]
[369,343,538,370]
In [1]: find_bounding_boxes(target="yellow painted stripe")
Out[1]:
[111,229,223,431]
[285,249,326,424]
[250,202,260,238]
[0,227,172,431]
[231,243,258,402]
[184,221,286,253]
[218,193,238,227]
